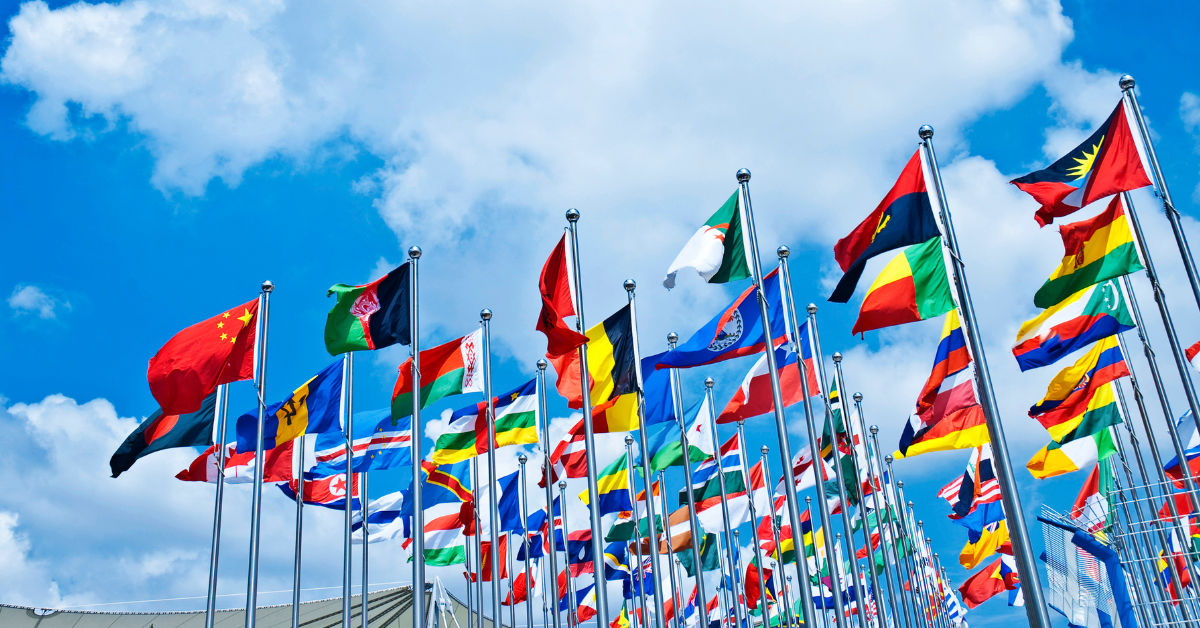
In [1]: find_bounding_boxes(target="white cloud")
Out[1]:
[1181,91,1200,203]
[8,284,67,319]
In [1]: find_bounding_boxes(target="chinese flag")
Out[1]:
[148,299,259,415]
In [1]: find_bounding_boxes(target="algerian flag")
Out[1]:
[663,190,751,289]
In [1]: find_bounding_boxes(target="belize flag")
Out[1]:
[658,268,786,370]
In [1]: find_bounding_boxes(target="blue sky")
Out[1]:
[2,1,1200,626]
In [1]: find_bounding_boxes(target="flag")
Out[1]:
[425,501,468,566]
[1189,340,1200,372]
[565,530,595,576]
[504,570,535,606]
[311,408,411,475]
[686,436,749,534]
[959,520,1011,570]
[579,454,634,515]
[634,506,695,555]
[543,418,588,487]
[324,263,412,354]
[420,460,474,504]
[591,393,640,433]
[1164,409,1200,487]
[1070,459,1114,533]
[1028,425,1118,479]
[830,151,943,302]
[1012,279,1135,371]
[664,189,751,288]
[390,329,484,421]
[431,378,538,464]
[1012,101,1152,227]
[777,447,834,494]
[280,470,361,510]
[147,298,259,415]
[608,482,662,542]
[480,534,511,581]
[611,608,631,628]
[493,470,525,534]
[938,444,1002,521]
[517,508,548,560]
[235,357,345,453]
[602,541,632,580]
[176,439,293,483]
[352,491,407,544]
[658,268,787,369]
[576,585,598,622]
[1029,338,1127,436]
[852,236,955,335]
[896,311,989,458]
[718,345,809,424]
[650,398,714,472]
[538,234,589,359]
[744,559,774,610]
[640,351,678,427]
[549,304,639,411]
[958,556,1020,609]
[1033,195,1145,308]
[111,392,217,477]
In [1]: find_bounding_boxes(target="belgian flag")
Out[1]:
[110,392,216,477]
[549,304,638,412]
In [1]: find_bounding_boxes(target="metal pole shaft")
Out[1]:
[477,461,486,627]
[481,311,503,628]
[888,476,924,628]
[866,435,911,628]
[561,480,580,628]
[756,446,792,628]
[205,384,229,628]
[918,129,1050,627]
[361,472,370,628]
[658,472,682,628]
[244,281,272,628]
[409,246,426,626]
[1108,442,1170,627]
[291,433,305,628]
[665,337,709,619]
[738,443,771,625]
[703,381,745,628]
[508,538,517,628]
[520,457,535,628]
[536,361,564,628]
[625,438,651,628]
[342,353,354,627]
[466,540,475,628]
[859,422,901,628]
[827,358,873,628]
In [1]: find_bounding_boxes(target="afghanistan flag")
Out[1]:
[391,329,484,421]
[110,392,217,477]
[147,298,259,416]
[830,151,943,303]
[431,379,538,464]
[1012,101,1152,227]
[234,357,345,453]
[1012,279,1134,371]
[1033,195,1144,309]
[324,262,412,354]
[549,304,638,411]
[663,190,750,289]
[851,236,955,335]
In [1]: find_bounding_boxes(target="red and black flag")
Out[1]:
[1011,101,1151,226]
[325,263,412,354]
[147,298,259,415]
[110,392,217,477]
[829,151,942,303]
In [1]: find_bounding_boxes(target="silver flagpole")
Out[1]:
[701,379,745,628]
[409,246,426,626]
[803,305,851,628]
[205,383,230,628]
[756,446,793,628]
[623,280,669,628]
[624,436,651,628]
[536,360,564,628]
[244,280,273,628]
[887,474,923,628]
[931,552,950,628]
[855,424,897,628]
[740,442,772,626]
[672,557,687,625]
[476,459,487,625]
[465,536,475,628]
[665,333,709,618]
[563,209,611,628]
[658,471,682,628]
[560,480,579,628]
[480,309,503,628]
[361,472,370,628]
[519,454,535,628]
[291,433,305,628]
[1120,75,1200,310]
[826,355,872,628]
[865,427,909,628]
[508,533,518,628]
[732,174,816,628]
[918,126,1050,627]
[342,353,354,627]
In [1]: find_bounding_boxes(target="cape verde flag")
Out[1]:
[311,408,411,475]
[658,268,787,370]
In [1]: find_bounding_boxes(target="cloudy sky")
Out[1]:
[2,0,1200,626]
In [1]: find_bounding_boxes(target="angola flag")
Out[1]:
[1033,195,1144,309]
[324,263,411,354]
[110,392,217,477]
[390,329,484,422]
[147,298,259,416]
[663,190,750,289]
[549,304,638,411]
[851,236,955,335]
[431,379,538,464]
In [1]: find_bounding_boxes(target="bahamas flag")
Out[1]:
[431,379,538,464]
[235,357,344,453]
[1033,195,1144,309]
[579,454,633,515]
[1028,336,1128,427]
[1012,279,1134,371]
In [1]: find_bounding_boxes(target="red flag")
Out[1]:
[957,557,1018,609]
[744,561,772,610]
[537,235,588,356]
[176,440,292,483]
[147,299,259,415]
[503,572,533,605]
[541,418,588,487]
[481,534,510,581]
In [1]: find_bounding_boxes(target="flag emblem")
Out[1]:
[709,311,743,351]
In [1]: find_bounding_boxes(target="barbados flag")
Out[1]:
[235,357,345,453]
[1012,279,1134,371]
[579,453,633,515]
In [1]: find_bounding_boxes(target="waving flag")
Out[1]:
[852,236,955,335]
[147,299,259,416]
[1028,337,1127,435]
[959,520,1011,570]
[549,304,639,411]
[777,447,834,494]
[111,392,217,477]
[543,418,588,487]
[940,444,1004,533]
[664,189,750,289]
[1012,279,1134,371]
[958,556,1021,609]
[1033,195,1145,309]
[235,357,345,453]
[1070,459,1113,533]
[431,379,538,464]
[325,263,412,354]
[717,345,809,424]
[650,397,714,472]
[1164,410,1200,487]
[579,454,634,516]
[352,491,406,543]
[176,439,292,484]
[311,408,410,475]
[391,329,484,421]
[280,470,360,510]
[686,435,749,533]
[537,234,588,355]
[1028,425,1118,479]
[658,268,787,369]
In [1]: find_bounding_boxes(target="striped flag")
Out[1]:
[311,408,411,475]
[542,418,587,487]
[432,379,538,464]
[1012,279,1134,371]
[391,329,484,421]
[423,501,467,566]
[717,321,819,424]
[579,454,634,515]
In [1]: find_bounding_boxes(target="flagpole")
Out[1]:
[1106,443,1171,627]
[918,126,1050,627]
[623,280,669,628]
[754,445,792,628]
[658,471,682,628]
[931,552,950,628]
[922,532,950,628]
[537,360,565,628]
[519,454,535,628]
[857,422,900,628]
[665,333,709,619]
[624,436,651,628]
[865,427,909,628]
[732,173,818,628]
[695,381,742,628]
[907,519,936,628]
[886,472,924,628]
[564,209,611,628]
[291,433,305,628]
[560,480,580,628]
[465,537,476,628]
[741,442,773,625]
[244,280,273,628]
[205,384,229,628]
[825,355,871,628]
[342,352,354,628]
[360,472,370,628]
[477,459,487,625]
[479,309,504,628]
[408,246,427,628]
[508,533,518,628]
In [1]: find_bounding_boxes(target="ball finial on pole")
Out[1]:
[853,392,863,402]
[806,303,817,315]
[778,245,790,259]
[885,455,893,464]
[624,279,636,292]
[566,208,580,222]
[918,125,934,140]
[736,168,751,182]
[667,332,678,344]
[558,481,567,490]
[537,359,548,371]
[705,377,714,389]
[408,246,422,259]
[832,352,842,363]
[625,435,635,445]
[1120,74,1136,91]
[761,445,769,454]
[896,480,903,488]
[261,280,274,293]
[870,425,879,435]
[519,454,528,464]
[480,309,493,321]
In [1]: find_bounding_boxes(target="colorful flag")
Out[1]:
[591,393,640,433]
[390,329,483,421]
[423,501,467,566]
[852,236,955,335]
[649,397,714,472]
[658,268,787,369]
[176,439,292,483]
[311,408,411,475]
[503,570,535,606]
[537,234,589,357]
[1011,101,1151,227]
[959,520,1011,570]
[111,392,217,477]
[1028,337,1127,432]
[633,506,694,555]
[896,311,989,458]
[1028,426,1118,479]
[1070,459,1113,533]
[640,351,678,427]
[717,345,809,424]
[830,151,943,302]
[1033,195,1145,309]
[686,436,749,534]
[938,444,1002,519]
[549,304,639,411]
[1012,279,1135,371]
[777,447,834,494]
[542,417,587,487]
[280,470,361,510]
[579,454,634,515]
[147,298,258,415]
[1163,410,1200,487]
[324,263,412,354]
[235,357,345,453]
[958,555,1020,609]
[576,584,598,622]
[431,378,538,464]
[664,189,751,289]
[610,608,631,628]
[480,534,511,581]
[1188,340,1200,372]
[608,481,661,542]
[352,491,407,544]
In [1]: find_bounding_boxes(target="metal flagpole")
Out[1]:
[537,360,565,628]
[858,422,901,628]
[361,472,370,628]
[658,471,682,628]
[866,429,910,628]
[671,557,687,624]
[701,379,745,628]
[758,448,794,628]
[476,458,487,626]
[244,280,273,628]
[932,553,950,628]
[665,333,709,618]
[741,445,772,626]
[1109,431,1173,627]
[480,310,503,628]
[342,353,354,628]
[1120,75,1200,310]
[563,209,610,628]
[827,356,875,628]
[465,539,475,628]
[731,174,815,628]
[888,474,924,628]
[918,126,1050,627]
[624,280,669,628]
[908,520,936,628]
[409,246,426,626]
[519,454,535,628]
[560,480,579,628]
[291,434,306,628]
[508,534,518,628]
[205,384,230,628]
[624,436,651,628]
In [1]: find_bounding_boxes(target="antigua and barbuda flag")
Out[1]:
[664,190,751,289]
[1011,100,1152,227]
